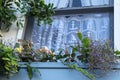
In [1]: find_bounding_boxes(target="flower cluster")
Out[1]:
[14,39,35,62]
[14,39,57,62]
[34,46,56,62]
[88,41,115,71]
[70,31,116,72]
[38,46,54,55]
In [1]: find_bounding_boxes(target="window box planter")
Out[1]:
[0,62,89,80]
[0,62,120,80]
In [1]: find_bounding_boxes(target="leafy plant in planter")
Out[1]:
[0,43,19,78]
[0,0,22,32]
[71,31,91,63]
[87,41,115,71]
[71,31,116,73]
[14,39,94,80]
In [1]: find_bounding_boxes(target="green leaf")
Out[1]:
[77,67,94,80]
[16,21,19,27]
[71,46,78,54]
[33,68,41,76]
[0,52,4,57]
[26,64,33,79]
[82,37,91,47]
[67,64,94,80]
[15,2,20,8]
[0,0,2,6]
[77,31,82,40]
[5,66,10,71]
[2,57,10,61]
[71,53,75,58]
[6,3,12,7]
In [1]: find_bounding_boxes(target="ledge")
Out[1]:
[18,62,120,70]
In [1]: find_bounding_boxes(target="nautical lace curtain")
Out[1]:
[31,0,110,53]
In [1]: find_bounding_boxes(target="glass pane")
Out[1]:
[31,13,110,53]
[80,0,110,7]
[44,0,111,9]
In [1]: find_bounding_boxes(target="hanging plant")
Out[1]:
[15,0,55,25]
[0,0,21,32]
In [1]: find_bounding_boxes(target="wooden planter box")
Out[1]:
[0,62,120,80]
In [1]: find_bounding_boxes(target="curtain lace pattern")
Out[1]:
[31,13,110,53]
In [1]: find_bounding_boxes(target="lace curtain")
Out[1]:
[31,13,110,53]
[31,0,110,53]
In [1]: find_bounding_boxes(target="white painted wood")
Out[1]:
[114,0,120,50]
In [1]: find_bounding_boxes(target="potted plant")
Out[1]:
[70,31,116,75]
[0,43,19,78]
[15,0,55,25]
[13,39,94,80]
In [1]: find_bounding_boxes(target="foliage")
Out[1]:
[14,39,94,80]
[114,50,120,57]
[0,0,22,32]
[0,43,19,78]
[19,62,41,80]
[0,0,55,32]
[72,31,91,63]
[15,40,75,62]
[88,41,115,71]
[25,63,41,80]
[71,31,115,71]
[26,63,33,79]
[15,39,64,62]
[15,39,41,80]
[0,34,2,37]
[66,64,94,80]
[15,0,55,25]
[59,49,94,80]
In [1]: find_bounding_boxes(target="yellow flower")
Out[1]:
[16,46,23,53]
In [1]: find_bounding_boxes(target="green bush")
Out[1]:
[0,43,19,78]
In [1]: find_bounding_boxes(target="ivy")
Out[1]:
[63,63,95,80]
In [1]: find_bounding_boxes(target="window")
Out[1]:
[24,0,114,53]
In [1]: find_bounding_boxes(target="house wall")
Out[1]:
[0,24,18,43]
[0,15,25,46]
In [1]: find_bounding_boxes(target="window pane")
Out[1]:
[31,13,110,53]
[80,0,110,7]
[44,0,111,9]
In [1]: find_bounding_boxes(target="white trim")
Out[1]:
[114,0,120,50]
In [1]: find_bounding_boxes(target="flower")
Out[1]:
[15,46,23,53]
[38,46,55,55]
